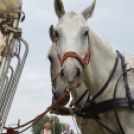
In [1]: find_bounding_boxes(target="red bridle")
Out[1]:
[57,36,91,69]
[51,72,60,83]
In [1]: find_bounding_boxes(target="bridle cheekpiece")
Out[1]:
[56,35,91,69]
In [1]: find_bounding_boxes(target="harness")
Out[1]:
[53,33,134,134]
[57,36,91,69]
[70,51,134,134]
[52,50,134,134]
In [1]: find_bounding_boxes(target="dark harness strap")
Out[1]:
[80,51,131,134]
[90,51,119,102]
[71,89,89,107]
[118,51,134,108]
[81,98,133,115]
[113,51,133,134]
[87,51,133,134]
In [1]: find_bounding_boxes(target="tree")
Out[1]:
[31,115,64,134]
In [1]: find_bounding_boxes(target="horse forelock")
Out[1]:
[57,11,86,26]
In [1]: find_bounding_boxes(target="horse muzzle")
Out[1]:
[52,88,70,106]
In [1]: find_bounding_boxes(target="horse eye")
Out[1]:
[54,31,59,38]
[83,30,89,36]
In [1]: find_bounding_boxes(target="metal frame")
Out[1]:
[0,38,28,132]
[0,1,29,132]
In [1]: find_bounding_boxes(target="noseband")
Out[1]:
[57,36,91,69]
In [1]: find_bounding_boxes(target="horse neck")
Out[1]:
[83,27,117,99]
[70,83,89,106]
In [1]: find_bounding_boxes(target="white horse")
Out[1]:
[48,41,105,134]
[50,0,134,133]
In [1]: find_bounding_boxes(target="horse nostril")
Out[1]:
[76,68,81,78]
[60,69,64,79]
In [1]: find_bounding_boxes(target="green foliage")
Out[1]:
[31,115,64,134]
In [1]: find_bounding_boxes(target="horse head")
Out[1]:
[50,0,96,89]
[48,26,70,106]
[48,25,91,107]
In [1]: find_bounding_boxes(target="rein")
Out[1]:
[51,71,91,108]
[3,91,70,134]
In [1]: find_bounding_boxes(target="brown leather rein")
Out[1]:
[3,91,70,134]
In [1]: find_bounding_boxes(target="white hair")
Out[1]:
[64,124,70,127]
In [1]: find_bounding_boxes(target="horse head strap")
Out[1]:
[51,72,60,83]
[57,36,91,69]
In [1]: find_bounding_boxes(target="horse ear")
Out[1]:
[49,25,56,42]
[81,0,96,20]
[54,0,65,19]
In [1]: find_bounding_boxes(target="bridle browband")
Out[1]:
[57,36,91,69]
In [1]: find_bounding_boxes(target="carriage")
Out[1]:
[0,0,28,133]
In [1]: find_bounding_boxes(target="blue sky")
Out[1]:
[5,0,134,133]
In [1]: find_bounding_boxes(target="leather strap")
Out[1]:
[53,98,134,117]
[51,72,59,83]
[53,97,134,134]
[3,91,70,134]
[70,89,89,107]
[82,98,133,115]
[85,113,119,134]
[57,49,91,69]
[90,51,119,102]
[113,51,132,134]
[117,51,134,108]
[57,35,91,69]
